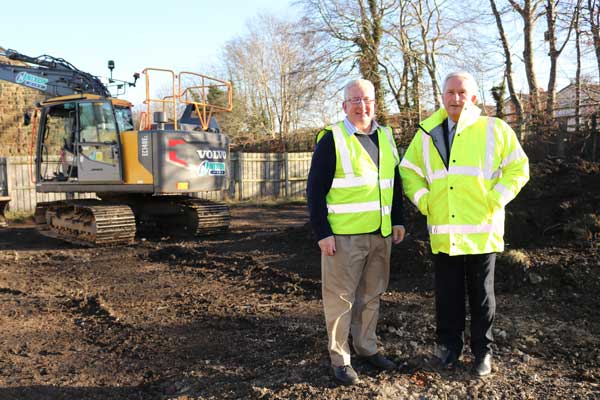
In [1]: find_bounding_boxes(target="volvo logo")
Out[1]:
[196,150,227,160]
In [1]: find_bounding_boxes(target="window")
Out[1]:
[114,105,134,132]
[78,102,118,143]
[78,102,118,164]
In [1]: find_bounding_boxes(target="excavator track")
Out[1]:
[34,200,136,246]
[129,196,230,238]
[181,198,230,236]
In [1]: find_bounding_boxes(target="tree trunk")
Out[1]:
[491,0,525,139]
[545,0,576,118]
[588,0,600,82]
[415,0,441,108]
[575,1,582,134]
[509,0,542,124]
[355,0,388,125]
[545,0,558,118]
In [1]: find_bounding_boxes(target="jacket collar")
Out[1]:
[420,103,482,134]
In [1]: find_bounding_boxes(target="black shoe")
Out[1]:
[435,345,460,369]
[473,353,493,377]
[363,353,396,371]
[332,365,360,386]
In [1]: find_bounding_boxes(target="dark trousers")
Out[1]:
[433,252,496,358]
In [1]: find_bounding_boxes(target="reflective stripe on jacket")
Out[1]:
[317,121,399,237]
[399,104,529,255]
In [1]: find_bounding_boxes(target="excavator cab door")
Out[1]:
[75,101,121,182]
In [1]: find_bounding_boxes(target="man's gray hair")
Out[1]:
[344,79,375,100]
[442,71,479,95]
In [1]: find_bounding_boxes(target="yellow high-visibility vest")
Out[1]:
[318,121,399,236]
[399,104,529,255]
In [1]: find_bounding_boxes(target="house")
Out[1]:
[500,88,547,125]
[499,83,600,131]
[554,82,600,131]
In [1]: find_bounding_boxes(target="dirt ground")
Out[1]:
[0,158,599,400]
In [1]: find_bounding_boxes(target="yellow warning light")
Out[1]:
[176,182,189,190]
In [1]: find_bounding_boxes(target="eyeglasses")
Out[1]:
[345,97,375,105]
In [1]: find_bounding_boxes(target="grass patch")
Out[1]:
[500,249,532,270]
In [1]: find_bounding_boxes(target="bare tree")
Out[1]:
[508,0,546,120]
[412,0,445,107]
[380,0,420,114]
[490,0,525,137]
[575,0,583,133]
[222,14,330,144]
[585,0,600,81]
[298,0,398,124]
[544,0,577,117]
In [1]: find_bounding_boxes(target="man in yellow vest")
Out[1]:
[307,79,406,385]
[399,71,529,377]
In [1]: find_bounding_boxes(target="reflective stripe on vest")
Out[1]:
[428,223,502,235]
[327,200,380,214]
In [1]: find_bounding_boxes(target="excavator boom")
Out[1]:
[0,49,111,97]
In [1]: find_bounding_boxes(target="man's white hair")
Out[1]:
[442,71,479,95]
[344,79,375,100]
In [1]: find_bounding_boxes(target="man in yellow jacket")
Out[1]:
[399,71,529,377]
[307,79,406,385]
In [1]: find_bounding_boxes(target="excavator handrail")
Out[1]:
[178,71,233,112]
[179,85,233,112]
[140,68,232,131]
[141,68,178,130]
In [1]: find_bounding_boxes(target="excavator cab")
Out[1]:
[36,94,123,184]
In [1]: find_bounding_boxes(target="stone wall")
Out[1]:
[0,47,49,156]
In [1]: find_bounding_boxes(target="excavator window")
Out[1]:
[79,102,117,143]
[78,101,118,164]
[114,106,134,132]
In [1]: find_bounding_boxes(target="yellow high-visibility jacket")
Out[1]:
[318,121,399,237]
[399,104,529,255]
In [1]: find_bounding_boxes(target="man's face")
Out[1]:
[442,77,478,122]
[342,83,376,130]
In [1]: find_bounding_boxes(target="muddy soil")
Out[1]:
[0,159,599,400]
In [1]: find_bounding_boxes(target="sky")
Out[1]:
[0,0,295,107]
[2,1,596,114]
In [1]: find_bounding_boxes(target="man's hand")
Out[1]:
[392,225,406,244]
[318,235,336,256]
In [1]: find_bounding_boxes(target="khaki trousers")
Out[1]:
[321,234,392,366]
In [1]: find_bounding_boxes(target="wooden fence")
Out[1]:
[0,152,312,213]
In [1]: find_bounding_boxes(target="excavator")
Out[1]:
[0,48,233,246]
